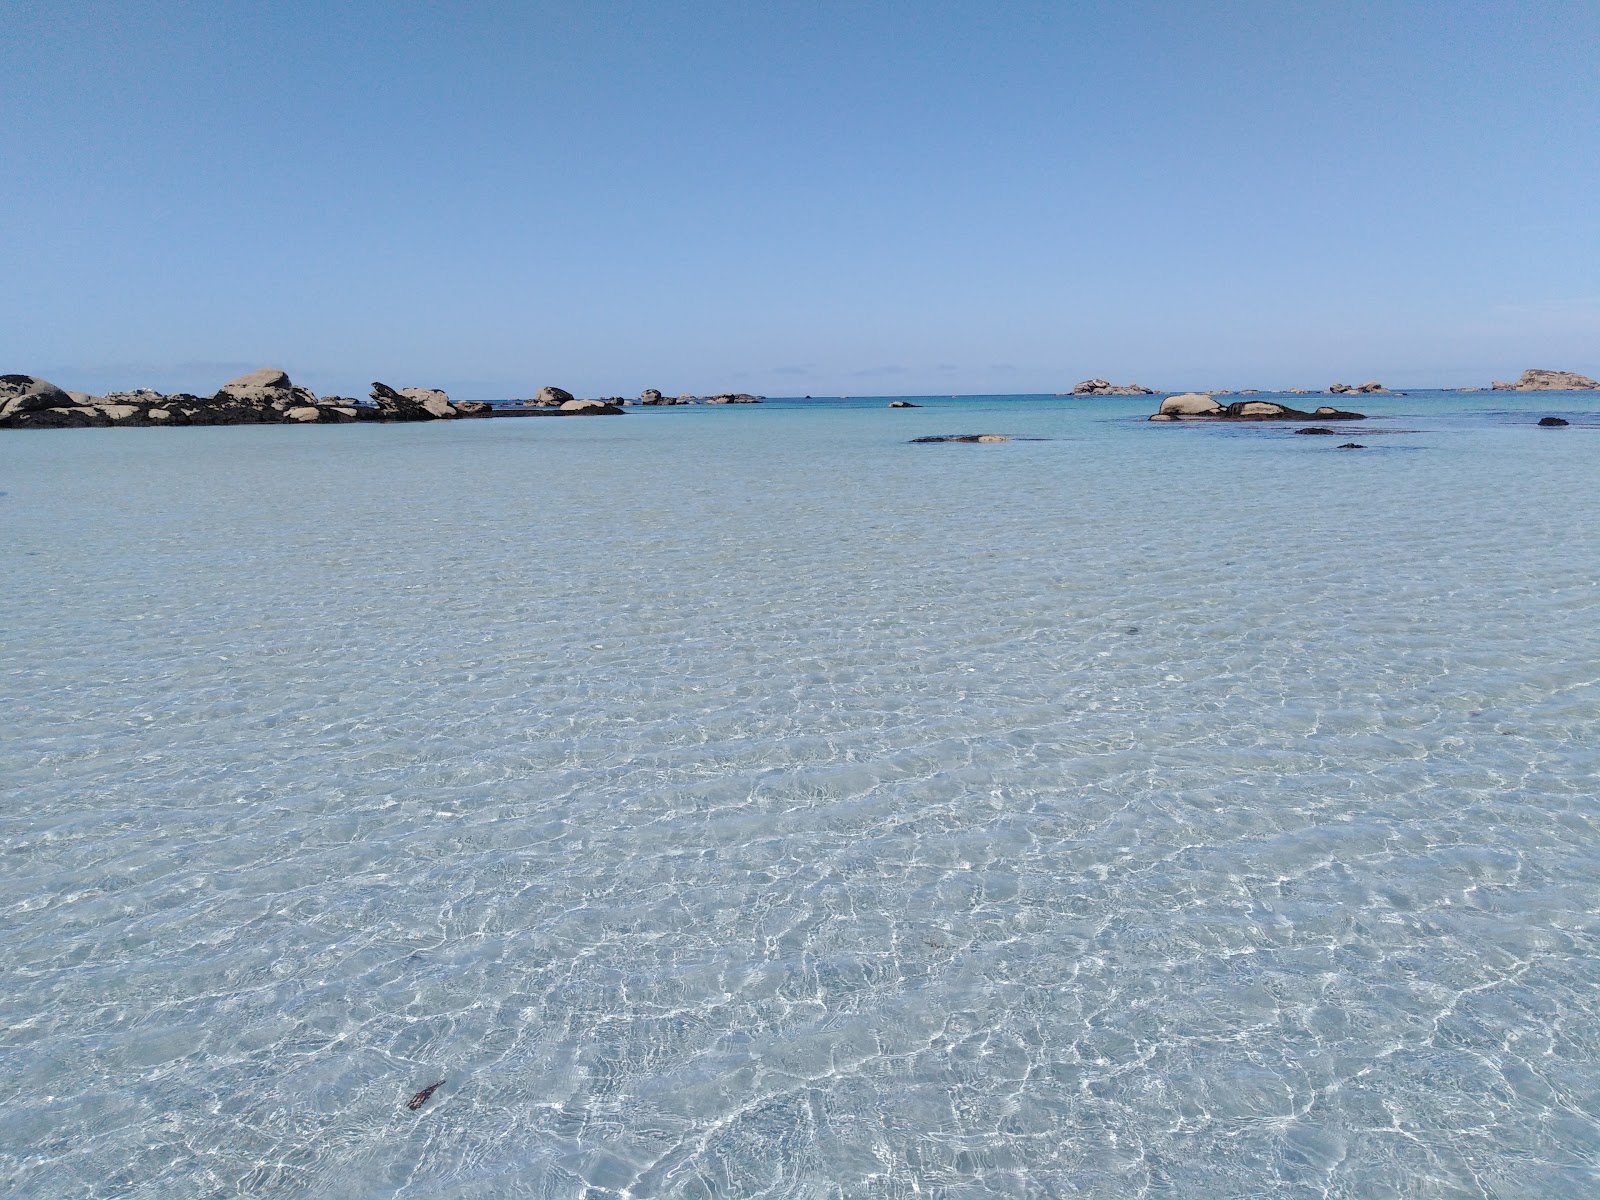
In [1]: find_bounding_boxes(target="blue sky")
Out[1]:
[4,0,1597,399]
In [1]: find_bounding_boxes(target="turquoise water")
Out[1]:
[4,393,1599,1197]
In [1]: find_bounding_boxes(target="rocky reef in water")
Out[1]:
[0,369,498,429]
[1147,393,1366,422]
[1490,369,1599,391]
[1068,378,1156,396]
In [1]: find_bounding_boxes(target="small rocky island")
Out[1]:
[1148,393,1366,422]
[1491,369,1599,391]
[1069,379,1157,396]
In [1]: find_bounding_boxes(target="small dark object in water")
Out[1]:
[1538,416,1569,427]
[407,1080,445,1111]
[910,434,1009,443]
[1295,427,1337,435]
[1337,442,1365,449]
[889,400,920,407]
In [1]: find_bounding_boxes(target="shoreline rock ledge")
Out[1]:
[1148,393,1365,422]
[1,369,494,428]
[1491,369,1599,391]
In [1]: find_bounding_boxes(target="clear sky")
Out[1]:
[4,0,1597,399]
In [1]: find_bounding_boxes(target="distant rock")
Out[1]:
[536,386,575,406]
[911,434,1010,443]
[1284,387,1311,395]
[1538,416,1570,427]
[1491,369,1599,391]
[1329,381,1387,395]
[704,393,764,404]
[1337,443,1366,449]
[889,400,920,407]
[1071,378,1156,396]
[559,398,624,415]
[639,388,664,405]
[1295,427,1338,435]
[454,401,493,417]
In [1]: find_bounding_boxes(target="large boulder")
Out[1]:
[536,386,575,406]
[0,375,76,421]
[1157,392,1224,417]
[1071,378,1156,396]
[370,381,458,420]
[1491,369,1599,391]
[217,367,319,409]
[639,388,664,405]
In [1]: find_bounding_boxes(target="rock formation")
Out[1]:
[536,386,575,405]
[2,368,489,429]
[1154,393,1223,417]
[889,400,920,407]
[1538,416,1570,426]
[1328,381,1387,394]
[1148,395,1366,423]
[558,398,624,415]
[1071,379,1156,396]
[911,434,1010,443]
[1491,369,1599,391]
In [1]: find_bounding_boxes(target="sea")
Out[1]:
[4,391,1598,1198]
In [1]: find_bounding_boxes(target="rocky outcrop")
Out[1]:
[1148,397,1366,423]
[0,375,75,421]
[2,368,486,428]
[1491,369,1599,391]
[889,400,920,407]
[911,434,1010,443]
[536,386,575,406]
[1329,381,1387,394]
[1156,393,1223,417]
[1071,379,1156,396]
[1295,427,1338,435]
[218,368,322,409]
[703,393,763,404]
[558,398,624,415]
[1538,416,1570,427]
[639,388,664,404]
[369,382,464,420]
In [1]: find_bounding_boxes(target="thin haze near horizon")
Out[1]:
[4,0,1597,401]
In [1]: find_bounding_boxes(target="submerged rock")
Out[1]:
[889,400,920,407]
[1492,369,1600,391]
[1538,416,1570,427]
[1296,427,1338,435]
[911,434,1010,443]
[1337,442,1366,449]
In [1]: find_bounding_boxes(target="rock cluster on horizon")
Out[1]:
[1328,381,1389,394]
[1490,368,1599,391]
[1070,378,1156,396]
[0,369,493,429]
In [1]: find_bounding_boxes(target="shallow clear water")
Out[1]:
[4,393,1599,1197]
